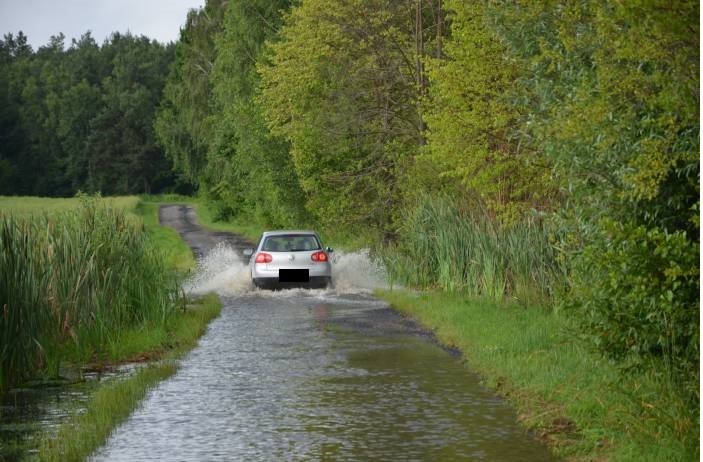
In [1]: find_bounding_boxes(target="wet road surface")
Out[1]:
[90,205,556,461]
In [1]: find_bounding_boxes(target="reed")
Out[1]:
[381,195,562,303]
[0,197,180,389]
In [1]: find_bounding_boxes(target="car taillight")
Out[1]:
[311,251,328,262]
[255,252,272,263]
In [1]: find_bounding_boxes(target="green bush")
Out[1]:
[572,219,699,403]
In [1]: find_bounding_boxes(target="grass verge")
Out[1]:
[376,289,697,462]
[37,293,221,462]
[135,200,195,273]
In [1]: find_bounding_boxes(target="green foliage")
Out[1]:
[473,0,700,407]
[87,34,175,194]
[207,0,308,228]
[257,0,424,234]
[422,1,555,221]
[573,220,699,401]
[154,0,227,187]
[381,195,561,303]
[0,31,176,196]
[0,198,180,389]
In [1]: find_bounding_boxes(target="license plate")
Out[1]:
[278,269,309,282]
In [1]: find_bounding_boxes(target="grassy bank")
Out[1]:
[376,289,697,461]
[38,294,221,462]
[136,200,195,273]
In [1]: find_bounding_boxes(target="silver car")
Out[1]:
[244,231,333,289]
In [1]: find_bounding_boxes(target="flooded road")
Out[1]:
[91,205,556,461]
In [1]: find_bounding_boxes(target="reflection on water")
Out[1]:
[91,291,556,461]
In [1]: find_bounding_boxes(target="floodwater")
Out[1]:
[0,365,136,461]
[91,290,556,461]
[91,205,556,461]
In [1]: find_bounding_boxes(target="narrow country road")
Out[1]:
[90,205,556,461]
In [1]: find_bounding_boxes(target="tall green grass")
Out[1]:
[381,195,562,303]
[0,198,180,389]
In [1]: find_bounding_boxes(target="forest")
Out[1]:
[0,31,177,196]
[1,0,699,453]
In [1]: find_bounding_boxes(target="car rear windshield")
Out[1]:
[262,234,321,252]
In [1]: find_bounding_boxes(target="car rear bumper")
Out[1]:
[253,276,331,290]
[251,263,331,279]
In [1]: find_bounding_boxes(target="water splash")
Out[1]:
[183,244,388,296]
[183,243,251,296]
[328,249,387,292]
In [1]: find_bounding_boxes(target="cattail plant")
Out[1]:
[381,195,562,304]
[0,199,180,389]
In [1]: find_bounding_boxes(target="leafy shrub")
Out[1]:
[572,219,699,402]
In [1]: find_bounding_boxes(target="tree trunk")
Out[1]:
[436,0,443,58]
[416,0,427,143]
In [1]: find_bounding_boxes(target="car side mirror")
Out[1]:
[243,248,254,257]
[326,247,334,253]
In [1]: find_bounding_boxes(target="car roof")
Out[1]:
[261,230,319,237]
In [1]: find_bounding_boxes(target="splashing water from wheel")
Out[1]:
[183,243,388,296]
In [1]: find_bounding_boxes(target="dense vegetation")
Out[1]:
[0,0,698,458]
[0,198,181,389]
[154,0,698,455]
[0,31,176,195]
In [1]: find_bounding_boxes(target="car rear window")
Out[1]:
[262,234,321,252]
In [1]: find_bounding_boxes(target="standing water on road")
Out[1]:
[90,205,556,461]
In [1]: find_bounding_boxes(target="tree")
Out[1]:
[421,1,556,222]
[86,34,174,194]
[206,0,308,226]
[257,0,431,235]
[0,30,176,196]
[0,33,32,194]
[154,0,227,189]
